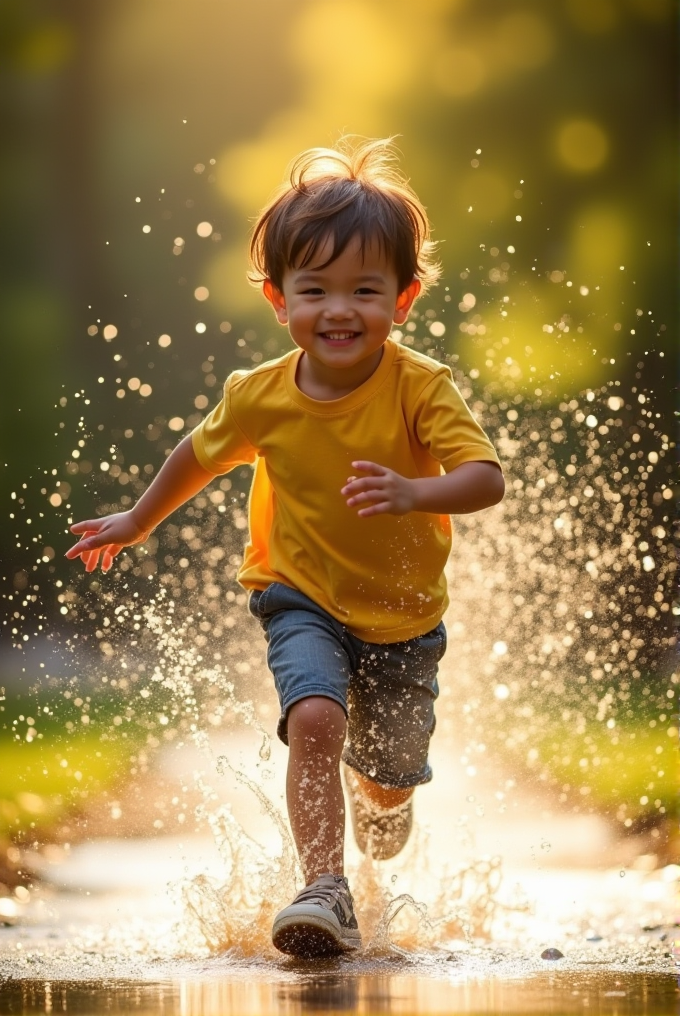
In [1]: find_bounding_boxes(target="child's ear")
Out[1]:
[393,277,421,325]
[262,280,288,325]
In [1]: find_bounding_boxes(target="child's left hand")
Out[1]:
[342,461,416,518]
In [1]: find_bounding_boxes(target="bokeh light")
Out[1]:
[556,119,609,173]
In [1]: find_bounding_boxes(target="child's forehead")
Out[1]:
[286,233,397,279]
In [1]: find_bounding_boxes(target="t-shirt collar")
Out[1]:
[284,338,398,414]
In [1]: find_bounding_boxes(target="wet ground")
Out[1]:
[1,731,677,1015]
[0,970,677,1015]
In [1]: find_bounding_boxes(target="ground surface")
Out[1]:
[0,730,677,1014]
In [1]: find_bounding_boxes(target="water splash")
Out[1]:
[2,315,674,963]
[181,767,299,956]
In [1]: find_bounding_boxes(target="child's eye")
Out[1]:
[300,287,324,295]
[355,287,379,295]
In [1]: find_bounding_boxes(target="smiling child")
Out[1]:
[66,138,503,958]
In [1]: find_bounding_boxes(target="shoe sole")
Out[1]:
[272,913,361,958]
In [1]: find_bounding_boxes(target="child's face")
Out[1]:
[263,236,420,372]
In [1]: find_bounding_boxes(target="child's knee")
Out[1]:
[287,696,346,750]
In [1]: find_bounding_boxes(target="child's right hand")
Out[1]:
[65,511,153,573]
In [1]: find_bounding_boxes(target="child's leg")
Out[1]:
[286,695,347,884]
[350,770,413,810]
[341,622,447,858]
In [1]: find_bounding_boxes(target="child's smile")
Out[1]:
[264,236,420,398]
[318,329,361,346]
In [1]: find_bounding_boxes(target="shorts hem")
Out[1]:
[341,752,433,790]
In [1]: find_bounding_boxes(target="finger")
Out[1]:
[346,488,385,506]
[70,519,105,534]
[357,501,392,518]
[342,476,386,496]
[66,540,95,560]
[102,545,123,572]
[351,460,387,476]
[84,548,101,573]
[65,533,98,558]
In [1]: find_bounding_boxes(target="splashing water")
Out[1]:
[2,312,674,971]
[181,765,299,956]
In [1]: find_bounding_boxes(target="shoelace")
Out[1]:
[293,877,349,908]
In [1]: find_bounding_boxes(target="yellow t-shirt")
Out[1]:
[192,340,500,643]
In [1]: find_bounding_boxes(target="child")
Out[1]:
[67,138,503,958]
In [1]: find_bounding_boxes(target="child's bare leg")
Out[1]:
[351,770,413,809]
[286,696,346,884]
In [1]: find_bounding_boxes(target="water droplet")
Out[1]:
[259,732,271,761]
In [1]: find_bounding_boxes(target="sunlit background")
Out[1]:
[0,0,677,971]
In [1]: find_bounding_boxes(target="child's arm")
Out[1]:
[342,460,504,518]
[65,435,215,572]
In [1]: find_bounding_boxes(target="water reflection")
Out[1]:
[276,974,359,1011]
[0,973,676,1015]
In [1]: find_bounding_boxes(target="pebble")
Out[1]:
[585,931,603,942]
[541,947,564,960]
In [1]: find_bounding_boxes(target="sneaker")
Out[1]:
[272,874,362,957]
[344,765,413,861]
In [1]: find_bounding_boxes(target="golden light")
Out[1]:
[17,23,74,73]
[207,246,264,315]
[569,205,630,282]
[158,334,172,347]
[290,0,414,103]
[194,286,209,302]
[494,12,553,70]
[196,222,213,238]
[556,119,609,173]
[434,47,486,98]
[566,0,617,34]
[102,324,118,341]
[458,171,511,219]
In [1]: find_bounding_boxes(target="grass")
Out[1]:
[0,688,150,841]
[0,733,132,839]
[522,719,676,820]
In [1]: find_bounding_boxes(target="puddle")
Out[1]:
[0,971,677,1015]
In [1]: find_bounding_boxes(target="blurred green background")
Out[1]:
[1,0,676,567]
[0,0,676,859]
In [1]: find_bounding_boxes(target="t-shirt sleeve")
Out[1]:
[414,368,501,473]
[191,375,257,474]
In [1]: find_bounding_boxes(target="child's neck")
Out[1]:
[296,346,385,402]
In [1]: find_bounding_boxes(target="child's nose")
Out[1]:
[324,300,354,319]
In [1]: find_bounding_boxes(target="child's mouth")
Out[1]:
[318,331,361,346]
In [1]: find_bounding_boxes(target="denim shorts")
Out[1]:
[248,582,446,789]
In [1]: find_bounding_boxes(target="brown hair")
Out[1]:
[249,137,440,295]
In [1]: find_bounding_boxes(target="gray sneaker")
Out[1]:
[272,874,362,957]
[344,765,413,861]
